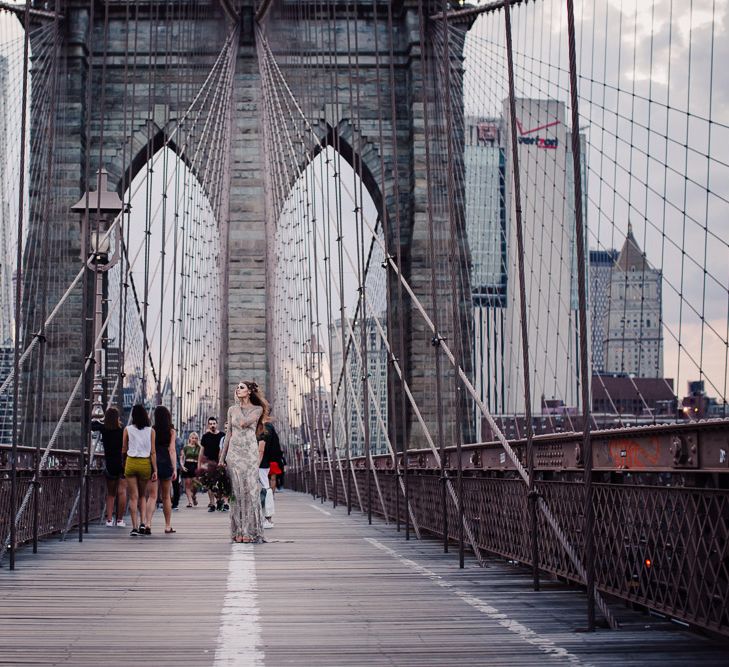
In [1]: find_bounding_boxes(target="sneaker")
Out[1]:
[116,519,126,528]
[130,528,140,537]
[216,500,224,511]
[193,496,198,506]
[172,506,179,512]
[106,519,114,527]
[263,520,274,529]
[139,523,146,535]
[208,505,216,513]
[144,526,152,535]
[222,503,230,512]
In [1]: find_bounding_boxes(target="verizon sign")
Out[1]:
[516,118,560,149]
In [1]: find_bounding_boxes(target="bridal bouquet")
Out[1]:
[197,463,232,497]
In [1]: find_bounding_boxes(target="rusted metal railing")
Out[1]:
[289,419,729,637]
[0,445,105,563]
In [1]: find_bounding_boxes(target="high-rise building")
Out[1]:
[0,345,14,444]
[0,56,15,443]
[464,101,588,415]
[603,224,663,377]
[0,55,14,346]
[501,98,586,412]
[464,118,508,415]
[329,316,388,457]
[464,117,507,304]
[302,385,331,456]
[104,346,122,402]
[589,249,619,373]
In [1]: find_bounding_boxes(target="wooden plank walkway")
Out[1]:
[0,491,727,666]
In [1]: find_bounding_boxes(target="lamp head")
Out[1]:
[71,169,123,217]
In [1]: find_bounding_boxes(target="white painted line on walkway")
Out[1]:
[213,545,264,667]
[309,503,332,516]
[365,537,588,667]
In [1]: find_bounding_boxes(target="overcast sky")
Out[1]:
[463,0,728,399]
[1,1,727,404]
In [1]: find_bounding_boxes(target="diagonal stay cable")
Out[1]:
[257,23,616,624]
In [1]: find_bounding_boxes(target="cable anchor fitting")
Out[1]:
[431,334,446,347]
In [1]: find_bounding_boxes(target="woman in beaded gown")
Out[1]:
[220,381,267,543]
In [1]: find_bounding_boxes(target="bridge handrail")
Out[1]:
[0,443,104,472]
[301,418,729,475]
[293,452,729,637]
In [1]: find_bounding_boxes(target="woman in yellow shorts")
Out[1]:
[122,404,157,536]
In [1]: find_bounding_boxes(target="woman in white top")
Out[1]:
[122,404,157,536]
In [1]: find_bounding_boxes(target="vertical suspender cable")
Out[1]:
[317,0,341,508]
[371,0,401,530]
[503,0,538,587]
[9,0,32,571]
[79,0,97,544]
[565,0,595,631]
[440,0,466,568]
[348,2,372,524]
[32,1,61,553]
[86,0,110,534]
[385,0,410,540]
[141,2,158,402]
[327,2,353,513]
[416,0,449,553]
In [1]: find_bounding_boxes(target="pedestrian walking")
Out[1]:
[91,406,127,527]
[146,406,177,535]
[122,404,156,536]
[200,416,226,512]
[171,429,183,511]
[180,431,201,507]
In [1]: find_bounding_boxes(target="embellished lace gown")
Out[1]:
[226,404,264,542]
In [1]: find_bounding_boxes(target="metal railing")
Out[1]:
[289,419,729,637]
[0,444,106,562]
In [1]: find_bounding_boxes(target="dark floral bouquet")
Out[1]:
[197,462,232,498]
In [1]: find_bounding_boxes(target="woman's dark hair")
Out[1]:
[153,405,173,440]
[242,381,270,437]
[130,404,151,429]
[104,406,121,430]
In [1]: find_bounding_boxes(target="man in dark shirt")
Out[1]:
[258,422,283,528]
[200,417,226,512]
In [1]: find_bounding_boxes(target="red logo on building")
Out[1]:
[516,118,559,149]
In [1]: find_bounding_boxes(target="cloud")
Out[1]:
[464,0,728,397]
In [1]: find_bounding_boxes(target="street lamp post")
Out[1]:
[71,169,123,537]
[72,168,123,419]
[304,336,327,500]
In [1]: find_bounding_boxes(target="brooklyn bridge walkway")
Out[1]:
[1,493,726,667]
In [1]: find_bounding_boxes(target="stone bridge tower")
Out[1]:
[24,0,473,450]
